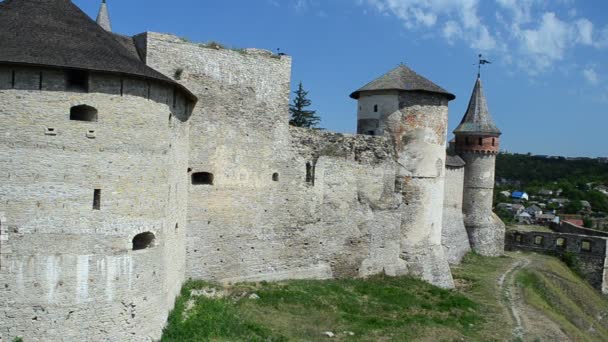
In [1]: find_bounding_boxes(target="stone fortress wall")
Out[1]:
[460,152,505,256]
[442,164,471,264]
[0,65,191,340]
[139,33,410,282]
[0,26,494,342]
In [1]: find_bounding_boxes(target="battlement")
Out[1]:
[290,126,395,165]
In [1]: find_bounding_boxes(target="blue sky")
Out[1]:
[74,0,607,157]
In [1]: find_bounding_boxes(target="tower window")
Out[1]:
[478,137,483,146]
[492,138,496,146]
[93,189,101,210]
[306,162,315,185]
[556,238,566,247]
[272,173,279,182]
[65,70,89,92]
[70,105,98,122]
[373,105,378,113]
[465,137,470,145]
[192,172,214,185]
[534,236,543,245]
[132,232,155,251]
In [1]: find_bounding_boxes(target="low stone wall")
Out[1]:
[550,221,608,238]
[505,230,608,293]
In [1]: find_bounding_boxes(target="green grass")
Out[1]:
[515,254,608,341]
[162,276,484,341]
[162,252,608,341]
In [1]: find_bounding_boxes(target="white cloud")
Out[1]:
[519,13,570,62]
[583,67,600,85]
[359,0,604,75]
[575,19,594,45]
[495,0,539,26]
[443,21,462,44]
[594,25,608,48]
[295,0,308,12]
[362,0,495,51]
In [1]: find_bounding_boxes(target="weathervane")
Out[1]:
[477,54,491,78]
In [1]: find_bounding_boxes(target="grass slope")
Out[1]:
[162,253,608,341]
[515,254,608,340]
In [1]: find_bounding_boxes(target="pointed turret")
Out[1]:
[455,76,505,257]
[454,77,500,136]
[454,77,500,154]
[96,0,112,32]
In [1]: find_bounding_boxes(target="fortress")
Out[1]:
[0,0,505,340]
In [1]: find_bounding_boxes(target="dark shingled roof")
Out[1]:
[454,78,500,136]
[446,154,466,168]
[0,0,195,101]
[350,65,455,100]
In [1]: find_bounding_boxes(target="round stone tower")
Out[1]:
[351,65,456,288]
[0,0,196,340]
[454,77,505,256]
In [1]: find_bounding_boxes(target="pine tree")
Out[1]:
[289,82,321,128]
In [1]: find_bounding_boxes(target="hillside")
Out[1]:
[496,153,608,186]
[161,253,608,341]
[495,153,608,216]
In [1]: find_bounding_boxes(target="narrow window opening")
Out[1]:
[272,173,279,182]
[556,238,566,247]
[192,172,214,185]
[581,240,592,251]
[93,189,101,210]
[465,137,470,145]
[45,127,57,136]
[132,232,155,251]
[306,162,315,185]
[120,79,124,96]
[65,70,89,92]
[534,236,543,245]
[70,105,98,122]
[175,223,179,233]
[478,137,483,146]
[492,138,496,146]
[373,104,378,113]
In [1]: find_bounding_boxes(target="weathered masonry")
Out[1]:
[506,230,608,294]
[0,0,505,341]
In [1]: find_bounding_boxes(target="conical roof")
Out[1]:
[96,0,112,32]
[0,0,195,100]
[454,77,500,136]
[350,65,455,100]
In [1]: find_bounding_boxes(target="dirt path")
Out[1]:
[499,254,570,341]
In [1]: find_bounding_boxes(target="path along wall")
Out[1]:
[0,65,190,341]
[505,230,608,294]
[139,33,408,281]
